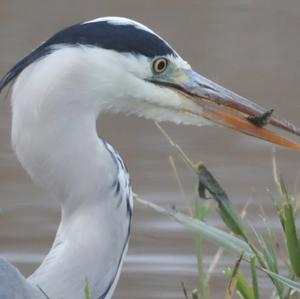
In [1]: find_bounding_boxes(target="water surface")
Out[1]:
[1,1,300,298]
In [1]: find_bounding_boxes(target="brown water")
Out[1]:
[1,0,300,298]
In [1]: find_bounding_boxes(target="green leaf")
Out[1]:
[85,281,91,299]
[195,194,210,221]
[251,227,283,297]
[217,199,246,237]
[194,196,210,299]
[195,163,246,237]
[135,196,254,259]
[136,196,300,295]
[191,289,199,299]
[262,269,300,293]
[225,268,255,299]
[252,228,278,274]
[250,257,259,299]
[279,178,300,277]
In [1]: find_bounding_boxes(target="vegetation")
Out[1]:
[135,123,300,299]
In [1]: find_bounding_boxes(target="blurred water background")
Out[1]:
[0,1,300,298]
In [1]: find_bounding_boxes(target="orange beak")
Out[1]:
[201,103,300,151]
[154,69,300,151]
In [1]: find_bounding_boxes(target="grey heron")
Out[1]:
[0,16,300,299]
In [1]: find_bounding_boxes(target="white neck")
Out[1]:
[10,50,132,299]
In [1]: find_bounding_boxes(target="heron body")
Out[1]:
[1,16,300,299]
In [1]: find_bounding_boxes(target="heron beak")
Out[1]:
[155,69,300,152]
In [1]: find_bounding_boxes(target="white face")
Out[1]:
[71,46,212,127]
[24,44,208,127]
[79,45,300,151]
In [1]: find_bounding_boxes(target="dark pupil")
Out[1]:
[157,60,166,71]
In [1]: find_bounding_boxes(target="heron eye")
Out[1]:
[152,58,169,74]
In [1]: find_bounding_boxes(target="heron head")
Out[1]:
[83,17,300,152]
[1,17,300,151]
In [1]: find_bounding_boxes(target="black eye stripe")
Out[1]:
[0,20,178,93]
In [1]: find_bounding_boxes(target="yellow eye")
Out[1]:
[152,58,169,74]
